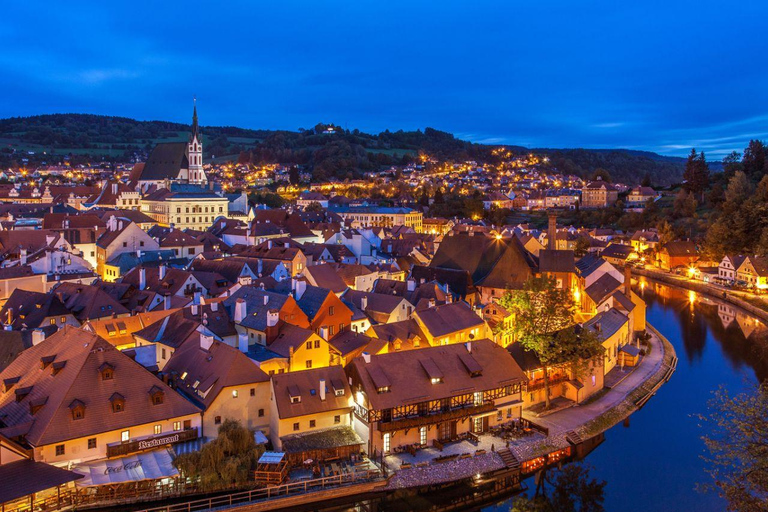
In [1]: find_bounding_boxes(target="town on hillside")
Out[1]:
[0,106,750,512]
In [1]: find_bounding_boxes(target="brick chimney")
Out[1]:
[548,213,557,250]
[624,264,632,296]
[266,309,279,343]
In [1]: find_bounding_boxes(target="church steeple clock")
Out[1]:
[187,98,206,184]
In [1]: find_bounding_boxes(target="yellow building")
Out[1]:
[0,327,202,466]
[334,206,423,232]
[141,188,229,230]
[269,366,358,462]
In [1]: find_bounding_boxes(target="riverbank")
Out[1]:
[634,267,768,323]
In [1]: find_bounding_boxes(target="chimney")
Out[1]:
[319,379,326,401]
[284,242,290,249]
[20,248,27,266]
[6,308,13,326]
[210,301,218,312]
[360,295,368,311]
[238,332,248,353]
[267,309,279,328]
[548,213,557,250]
[32,328,46,346]
[624,265,632,296]
[267,240,273,250]
[407,278,416,292]
[595,322,602,332]
[263,294,269,306]
[362,352,371,364]
[139,268,146,289]
[164,294,172,310]
[191,304,198,315]
[294,279,307,300]
[234,298,246,323]
[159,264,167,280]
[112,183,118,195]
[466,341,472,353]
[200,332,214,351]
[319,326,329,340]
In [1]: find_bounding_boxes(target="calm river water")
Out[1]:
[486,280,768,512]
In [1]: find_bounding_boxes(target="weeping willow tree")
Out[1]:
[174,419,265,491]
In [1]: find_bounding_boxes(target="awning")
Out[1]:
[0,460,82,504]
[254,430,269,445]
[71,448,178,487]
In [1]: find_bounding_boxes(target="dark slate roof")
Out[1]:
[295,286,332,320]
[222,288,292,332]
[575,253,605,278]
[0,459,83,503]
[601,243,634,260]
[138,142,188,181]
[583,308,629,340]
[429,235,535,290]
[585,274,622,305]
[538,249,576,274]
[410,265,474,298]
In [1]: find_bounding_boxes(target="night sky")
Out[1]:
[2,1,767,157]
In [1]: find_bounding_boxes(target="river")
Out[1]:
[485,280,768,512]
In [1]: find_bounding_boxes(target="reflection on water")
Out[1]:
[485,281,768,512]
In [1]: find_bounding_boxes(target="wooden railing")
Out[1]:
[136,469,382,512]
[525,374,569,392]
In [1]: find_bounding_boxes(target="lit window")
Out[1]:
[173,421,181,431]
[232,390,239,398]
[154,424,162,435]
[121,430,130,442]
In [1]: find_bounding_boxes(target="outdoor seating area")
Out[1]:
[384,427,545,470]
[288,455,377,482]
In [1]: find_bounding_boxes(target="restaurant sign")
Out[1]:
[107,428,198,457]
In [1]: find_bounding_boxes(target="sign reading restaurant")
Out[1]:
[107,428,198,457]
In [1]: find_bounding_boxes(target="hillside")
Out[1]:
[0,114,685,185]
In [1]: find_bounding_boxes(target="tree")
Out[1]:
[722,151,742,180]
[174,419,265,491]
[698,383,768,511]
[742,140,767,181]
[683,149,710,200]
[657,219,675,246]
[574,236,591,258]
[498,276,603,410]
[304,201,324,213]
[511,463,606,512]
[641,172,652,187]
[591,168,611,183]
[673,190,698,219]
[288,166,300,185]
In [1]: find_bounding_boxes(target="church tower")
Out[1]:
[187,99,206,184]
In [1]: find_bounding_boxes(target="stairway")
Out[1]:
[565,430,583,445]
[498,448,520,470]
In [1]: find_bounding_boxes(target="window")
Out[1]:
[293,422,299,431]
[154,424,162,435]
[161,348,166,360]
[383,433,391,453]
[306,341,312,350]
[88,438,96,449]
[232,390,239,398]
[55,444,65,456]
[122,242,127,248]
[214,416,222,425]
[306,360,312,369]
[258,408,264,417]
[329,306,335,316]
[250,388,255,397]
[334,415,340,424]
[173,421,181,431]
[314,339,320,348]
[309,420,316,428]
[50,318,56,325]
[419,426,427,445]
[121,430,130,442]
[329,325,335,336]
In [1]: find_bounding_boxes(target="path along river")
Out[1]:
[486,279,768,512]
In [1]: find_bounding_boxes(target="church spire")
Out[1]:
[191,96,199,140]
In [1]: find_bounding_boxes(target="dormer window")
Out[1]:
[3,376,20,392]
[14,386,32,402]
[110,393,125,413]
[291,396,301,404]
[376,386,390,394]
[149,386,165,406]
[99,362,115,381]
[288,384,301,403]
[69,399,85,420]
[30,397,47,415]
[51,361,66,375]
[40,355,56,370]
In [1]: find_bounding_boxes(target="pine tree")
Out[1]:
[683,149,710,200]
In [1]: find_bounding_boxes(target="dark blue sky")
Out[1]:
[2,1,767,157]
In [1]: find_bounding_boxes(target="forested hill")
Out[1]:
[0,114,686,185]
